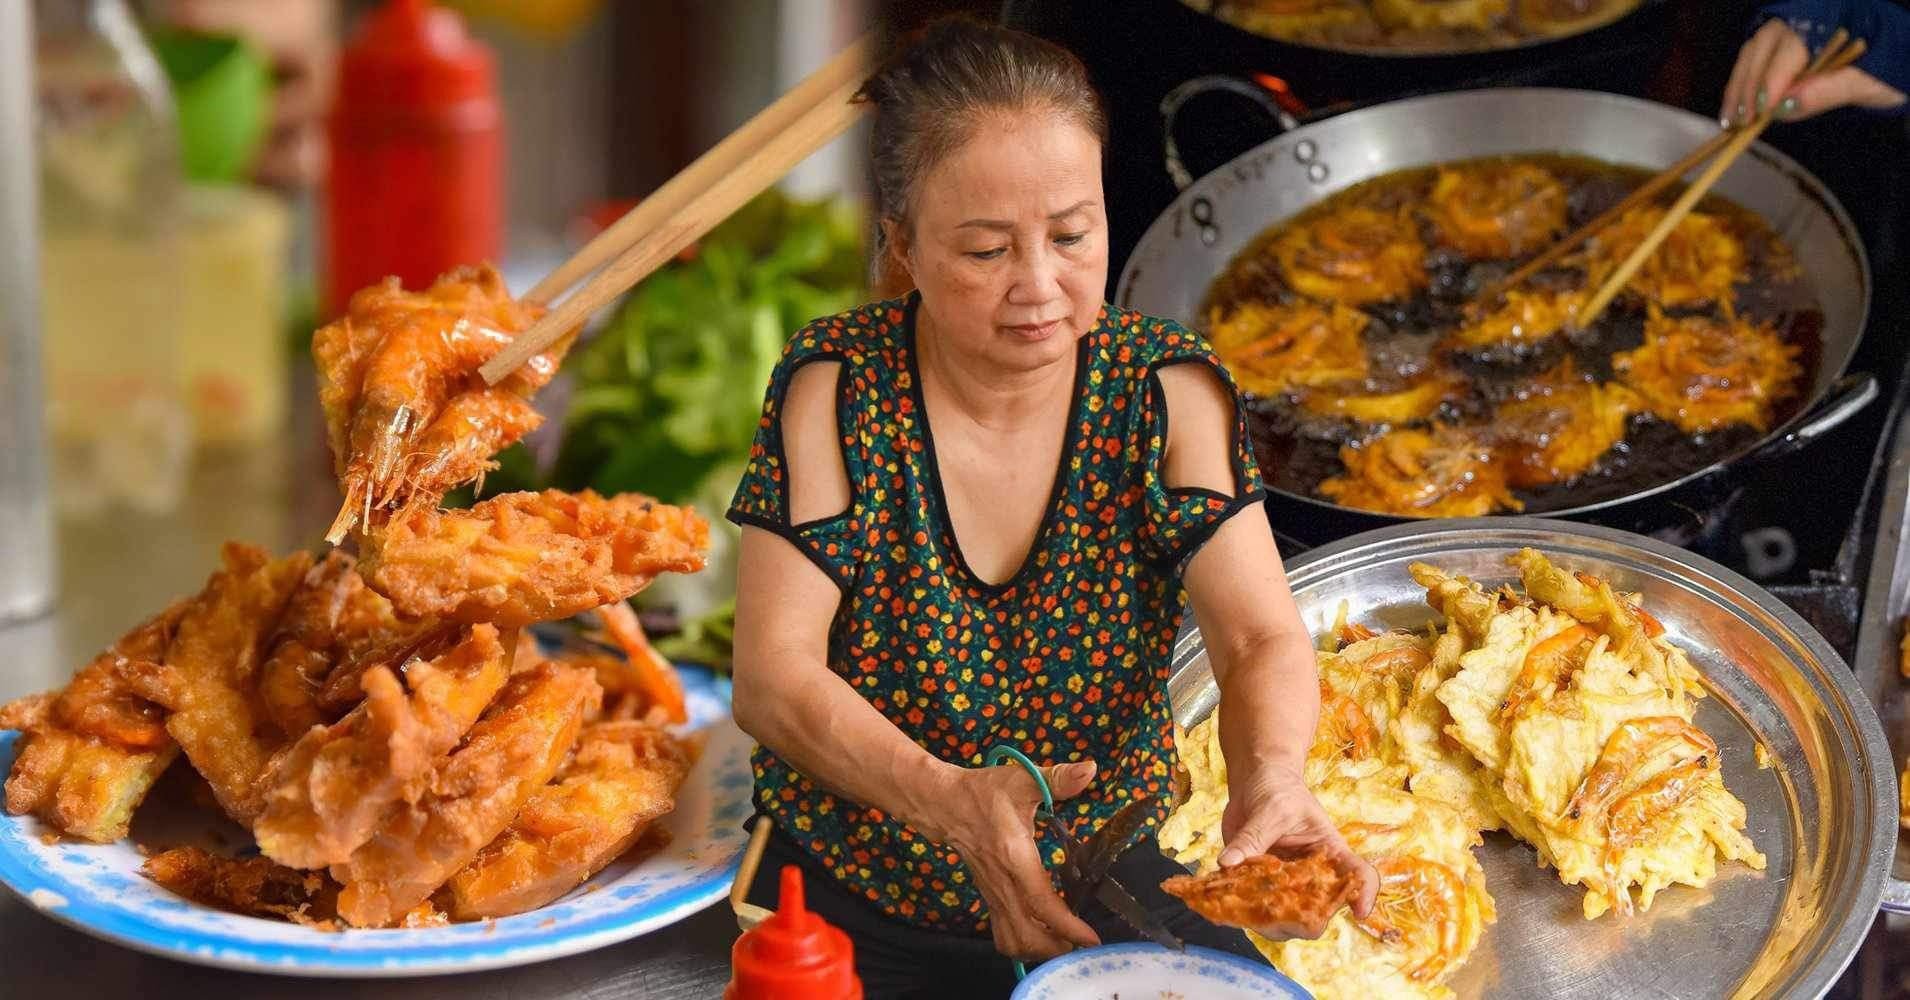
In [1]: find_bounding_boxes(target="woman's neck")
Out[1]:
[915,308,1075,432]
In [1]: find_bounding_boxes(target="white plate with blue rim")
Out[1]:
[0,665,753,977]
[1010,942,1313,1000]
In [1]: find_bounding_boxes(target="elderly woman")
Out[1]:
[731,18,1375,997]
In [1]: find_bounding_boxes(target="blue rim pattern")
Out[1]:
[0,667,752,976]
[1011,942,1312,999]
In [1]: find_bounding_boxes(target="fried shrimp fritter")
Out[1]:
[1615,308,1802,434]
[1225,0,1370,38]
[1373,0,1510,29]
[1580,207,1745,309]
[331,662,600,927]
[1162,852,1360,932]
[1493,370,1639,488]
[441,719,695,919]
[358,490,710,629]
[143,846,338,924]
[316,265,578,544]
[1517,0,1640,36]
[256,551,405,738]
[1423,160,1567,258]
[128,544,312,827]
[1447,288,1582,351]
[255,625,515,869]
[1297,372,1462,428]
[1274,204,1427,305]
[1208,300,1371,397]
[1321,426,1521,517]
[0,604,187,842]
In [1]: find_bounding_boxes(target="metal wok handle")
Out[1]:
[1160,74,1304,190]
[1884,872,1910,914]
[1746,373,1879,466]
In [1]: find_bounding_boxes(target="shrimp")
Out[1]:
[1575,571,1666,638]
[1602,757,1715,913]
[1357,643,1431,687]
[258,552,371,738]
[1338,621,1380,649]
[1498,624,1595,721]
[592,601,688,725]
[317,265,577,543]
[1354,856,1467,982]
[1565,716,1716,826]
[1317,684,1381,762]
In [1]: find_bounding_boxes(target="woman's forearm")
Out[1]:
[733,652,968,842]
[1211,629,1319,787]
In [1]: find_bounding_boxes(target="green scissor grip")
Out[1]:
[984,744,1055,981]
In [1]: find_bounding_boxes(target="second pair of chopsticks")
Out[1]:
[479,31,876,386]
[1492,29,1865,327]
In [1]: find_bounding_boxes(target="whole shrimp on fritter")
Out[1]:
[315,264,578,544]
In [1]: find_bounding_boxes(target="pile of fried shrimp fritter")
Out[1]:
[0,266,712,929]
[1195,0,1644,56]
[1159,549,1765,1000]
[1204,155,1817,518]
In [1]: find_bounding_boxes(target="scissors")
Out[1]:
[984,746,1185,977]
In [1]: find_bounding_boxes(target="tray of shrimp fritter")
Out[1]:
[1854,392,1910,918]
[1157,519,1897,999]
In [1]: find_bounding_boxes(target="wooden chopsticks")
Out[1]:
[1493,29,1861,321]
[480,31,876,386]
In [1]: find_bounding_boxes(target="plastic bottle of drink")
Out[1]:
[35,0,191,516]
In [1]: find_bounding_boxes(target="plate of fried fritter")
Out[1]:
[0,265,755,975]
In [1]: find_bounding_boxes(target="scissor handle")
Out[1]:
[985,745,1055,815]
[983,744,1056,982]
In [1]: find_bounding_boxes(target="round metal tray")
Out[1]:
[1168,519,1898,998]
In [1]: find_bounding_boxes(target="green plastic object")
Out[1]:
[148,28,269,184]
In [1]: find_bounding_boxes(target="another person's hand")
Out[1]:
[158,0,338,190]
[926,760,1103,962]
[1721,18,1906,127]
[1218,763,1378,939]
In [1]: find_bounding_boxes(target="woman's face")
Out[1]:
[891,109,1108,374]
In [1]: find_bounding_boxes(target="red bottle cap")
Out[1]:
[726,866,862,1000]
[334,0,496,126]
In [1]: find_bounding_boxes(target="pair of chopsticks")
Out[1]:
[1492,29,1866,327]
[478,31,877,386]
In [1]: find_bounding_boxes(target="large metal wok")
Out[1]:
[1168,520,1902,998]
[1116,88,1876,539]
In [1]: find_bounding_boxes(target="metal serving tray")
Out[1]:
[1170,519,1899,998]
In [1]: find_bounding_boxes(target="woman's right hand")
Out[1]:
[923,759,1104,962]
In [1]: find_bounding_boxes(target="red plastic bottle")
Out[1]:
[323,0,502,317]
[727,866,863,1000]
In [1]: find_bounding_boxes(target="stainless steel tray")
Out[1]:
[1170,519,1898,999]
[1854,397,1910,915]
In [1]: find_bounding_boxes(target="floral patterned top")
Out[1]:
[727,292,1265,932]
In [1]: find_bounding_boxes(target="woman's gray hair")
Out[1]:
[857,17,1107,264]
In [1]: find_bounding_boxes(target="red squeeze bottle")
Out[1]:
[323,0,502,317]
[726,866,863,1000]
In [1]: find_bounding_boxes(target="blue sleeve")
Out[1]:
[1757,0,1910,112]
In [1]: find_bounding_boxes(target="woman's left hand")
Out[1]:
[1218,763,1379,939]
[1720,18,1906,127]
